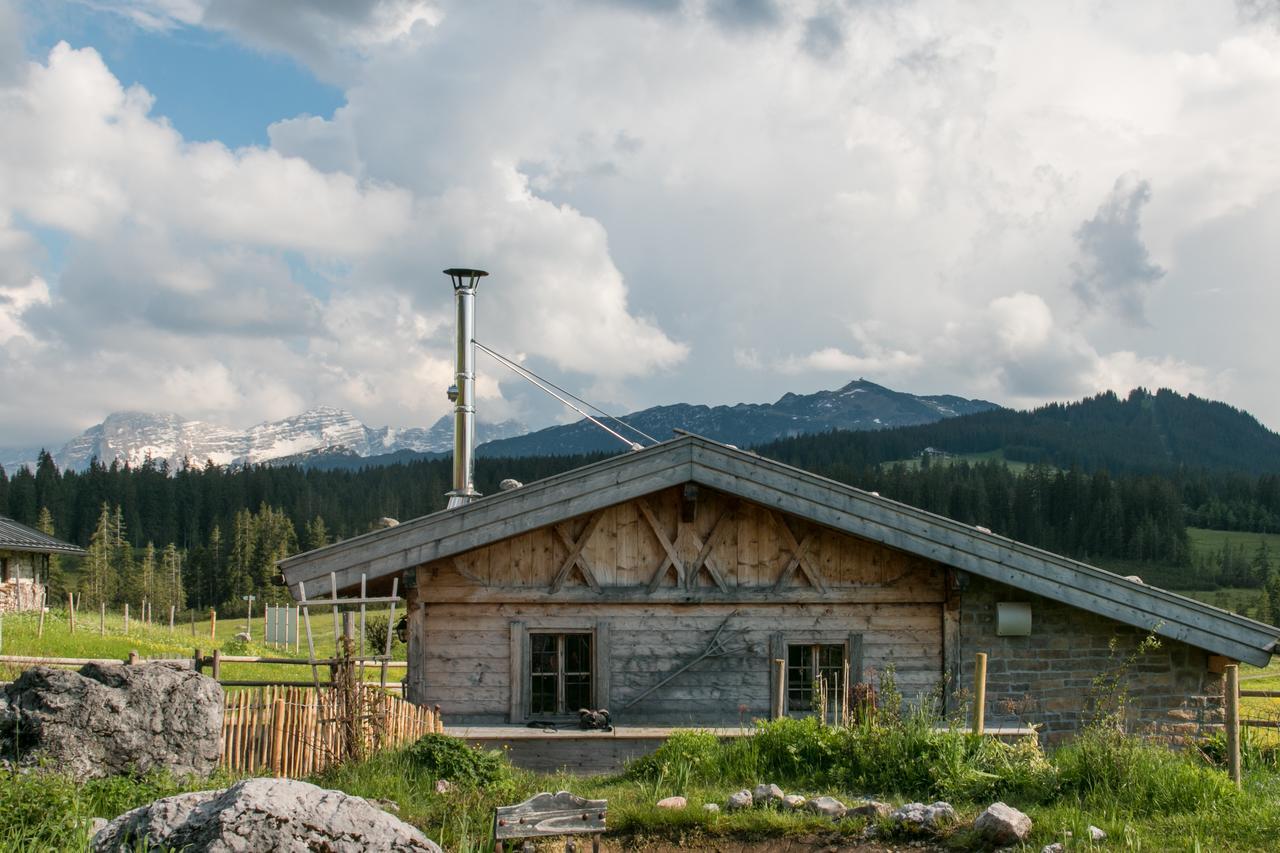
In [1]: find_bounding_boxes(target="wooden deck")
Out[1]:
[445,724,1038,775]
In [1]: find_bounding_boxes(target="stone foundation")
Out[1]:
[960,578,1223,741]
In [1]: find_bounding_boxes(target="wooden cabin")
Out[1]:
[280,435,1278,745]
[0,515,84,613]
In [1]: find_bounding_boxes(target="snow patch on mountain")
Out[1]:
[26,408,526,472]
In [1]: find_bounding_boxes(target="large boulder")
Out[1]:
[92,778,442,852]
[0,662,222,780]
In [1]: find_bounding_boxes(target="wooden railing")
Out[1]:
[221,684,442,776]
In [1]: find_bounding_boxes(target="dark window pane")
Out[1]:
[786,644,813,711]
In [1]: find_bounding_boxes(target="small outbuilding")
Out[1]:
[0,515,83,613]
[279,434,1279,740]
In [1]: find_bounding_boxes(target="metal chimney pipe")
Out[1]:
[443,268,487,508]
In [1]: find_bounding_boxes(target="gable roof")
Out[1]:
[279,434,1279,666]
[0,515,87,556]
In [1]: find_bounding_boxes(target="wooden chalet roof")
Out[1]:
[0,515,86,556]
[279,434,1280,666]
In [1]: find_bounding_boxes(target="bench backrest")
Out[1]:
[493,791,607,851]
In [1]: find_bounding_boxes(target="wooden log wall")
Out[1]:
[422,602,942,723]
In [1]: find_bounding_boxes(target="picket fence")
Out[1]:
[221,685,442,776]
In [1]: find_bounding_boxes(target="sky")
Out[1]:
[1,0,1279,450]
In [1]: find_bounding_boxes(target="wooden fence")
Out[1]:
[221,684,442,776]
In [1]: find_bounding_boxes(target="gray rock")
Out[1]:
[233,632,252,643]
[848,799,893,820]
[88,818,108,837]
[973,802,1032,846]
[0,663,222,781]
[1089,825,1107,842]
[891,801,957,831]
[752,783,784,806]
[1041,845,1064,853]
[656,796,686,809]
[805,796,848,819]
[434,779,452,794]
[703,803,720,814]
[91,778,441,852]
[368,798,401,815]
[726,789,753,810]
[781,794,807,810]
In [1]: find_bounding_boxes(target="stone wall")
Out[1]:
[960,577,1223,740]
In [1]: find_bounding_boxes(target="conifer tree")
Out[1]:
[83,503,115,606]
[36,506,66,601]
[112,505,135,606]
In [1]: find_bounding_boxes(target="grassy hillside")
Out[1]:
[1189,527,1280,559]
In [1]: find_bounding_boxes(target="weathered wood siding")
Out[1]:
[407,486,947,724]
[421,602,943,723]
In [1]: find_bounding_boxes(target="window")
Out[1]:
[786,643,846,716]
[0,557,9,583]
[529,632,593,716]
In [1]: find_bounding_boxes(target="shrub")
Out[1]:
[1055,728,1237,815]
[364,615,402,653]
[404,734,512,788]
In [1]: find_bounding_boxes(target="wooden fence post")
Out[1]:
[68,593,75,634]
[37,588,46,638]
[771,658,785,720]
[100,601,105,635]
[1225,663,1241,788]
[212,649,222,681]
[194,648,203,674]
[169,605,175,634]
[123,603,129,633]
[972,652,987,735]
[210,608,217,640]
[272,697,286,777]
[128,650,139,666]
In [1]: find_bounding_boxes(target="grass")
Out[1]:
[880,448,1038,474]
[0,607,406,686]
[1187,527,1280,561]
[3,715,1280,851]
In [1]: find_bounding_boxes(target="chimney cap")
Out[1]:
[443,268,488,290]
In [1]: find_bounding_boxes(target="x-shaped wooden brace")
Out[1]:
[641,498,734,593]
[769,512,829,593]
[683,502,736,592]
[639,499,685,592]
[549,511,605,593]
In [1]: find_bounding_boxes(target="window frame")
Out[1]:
[509,620,610,723]
[770,632,864,722]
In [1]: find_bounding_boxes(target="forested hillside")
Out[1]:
[4,385,1280,615]
[756,388,1280,476]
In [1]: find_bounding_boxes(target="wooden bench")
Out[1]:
[493,791,607,852]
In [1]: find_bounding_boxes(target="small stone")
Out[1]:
[973,802,1032,846]
[234,632,251,642]
[1089,825,1106,842]
[805,796,848,819]
[703,803,720,814]
[753,783,784,806]
[781,794,807,810]
[727,790,753,811]
[848,799,893,820]
[656,796,686,809]
[433,779,452,794]
[1040,845,1064,853]
[891,801,956,831]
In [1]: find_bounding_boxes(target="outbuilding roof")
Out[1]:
[279,434,1280,666]
[0,515,87,556]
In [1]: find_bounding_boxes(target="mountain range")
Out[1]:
[7,407,526,472]
[3,379,999,472]
[476,379,999,457]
